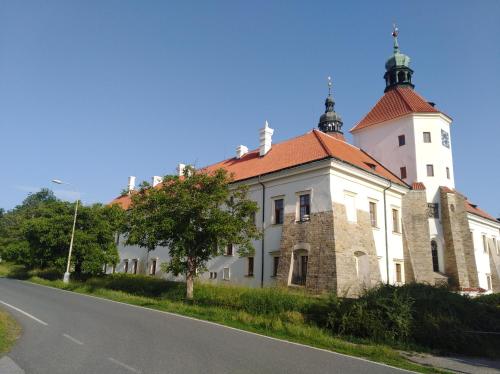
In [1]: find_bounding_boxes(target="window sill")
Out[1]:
[245,274,254,278]
[392,231,402,235]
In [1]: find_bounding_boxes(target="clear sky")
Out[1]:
[1,1,499,217]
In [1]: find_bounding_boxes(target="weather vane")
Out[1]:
[392,23,399,38]
[327,76,332,96]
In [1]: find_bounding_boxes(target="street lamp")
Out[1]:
[52,179,79,283]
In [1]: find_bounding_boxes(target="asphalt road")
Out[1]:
[0,278,412,374]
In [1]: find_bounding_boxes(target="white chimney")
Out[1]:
[127,176,136,192]
[236,145,248,159]
[177,163,186,176]
[152,176,162,187]
[259,120,274,156]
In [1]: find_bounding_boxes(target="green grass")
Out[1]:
[0,308,21,356]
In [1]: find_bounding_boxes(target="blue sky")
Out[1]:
[1,1,499,217]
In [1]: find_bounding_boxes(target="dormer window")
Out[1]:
[364,162,376,170]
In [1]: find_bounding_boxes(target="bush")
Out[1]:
[325,284,500,357]
[475,292,500,308]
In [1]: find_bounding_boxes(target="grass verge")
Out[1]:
[25,275,448,373]
[0,308,21,356]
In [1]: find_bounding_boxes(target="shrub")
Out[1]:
[325,283,500,357]
[475,292,500,308]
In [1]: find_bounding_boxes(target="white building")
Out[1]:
[111,30,499,296]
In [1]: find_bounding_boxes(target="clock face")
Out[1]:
[441,129,450,148]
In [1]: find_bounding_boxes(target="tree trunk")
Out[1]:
[186,273,194,300]
[186,257,195,300]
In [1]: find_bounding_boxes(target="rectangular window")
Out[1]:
[423,132,432,143]
[400,166,407,179]
[274,199,284,224]
[247,257,254,277]
[392,209,400,233]
[482,235,488,253]
[446,167,450,179]
[225,243,234,256]
[299,194,310,221]
[272,256,280,277]
[133,259,138,274]
[369,201,377,227]
[223,267,230,280]
[395,262,403,283]
[344,192,357,222]
[426,164,434,177]
[486,274,492,290]
[150,259,157,275]
[124,261,129,273]
[209,271,218,279]
[398,134,405,146]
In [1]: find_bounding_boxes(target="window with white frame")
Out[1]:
[369,201,377,227]
[222,267,230,280]
[150,259,157,275]
[394,260,404,284]
[273,198,284,225]
[486,274,492,290]
[392,208,401,233]
[344,192,357,223]
[298,193,310,221]
[482,235,488,253]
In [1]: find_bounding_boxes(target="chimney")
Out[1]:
[127,176,136,193]
[177,163,186,176]
[152,176,162,187]
[259,120,274,156]
[236,145,248,159]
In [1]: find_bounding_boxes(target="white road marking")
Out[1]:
[108,357,141,373]
[23,280,414,373]
[0,299,48,326]
[62,333,83,345]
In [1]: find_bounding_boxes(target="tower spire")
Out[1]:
[384,24,414,92]
[318,76,343,137]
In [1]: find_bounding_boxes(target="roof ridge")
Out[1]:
[394,87,414,112]
[312,129,334,157]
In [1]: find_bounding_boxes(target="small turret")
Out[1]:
[384,25,414,92]
[318,76,344,138]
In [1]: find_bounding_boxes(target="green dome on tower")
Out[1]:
[383,25,414,92]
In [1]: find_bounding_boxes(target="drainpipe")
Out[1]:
[258,176,266,288]
[383,180,392,284]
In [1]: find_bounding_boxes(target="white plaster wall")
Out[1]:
[116,162,333,288]
[352,116,416,184]
[469,214,500,292]
[330,163,407,285]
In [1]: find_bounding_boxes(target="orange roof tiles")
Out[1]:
[202,129,405,185]
[350,87,443,133]
[412,182,426,190]
[110,130,407,209]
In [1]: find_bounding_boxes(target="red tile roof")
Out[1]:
[411,182,426,190]
[111,130,407,209]
[350,87,445,133]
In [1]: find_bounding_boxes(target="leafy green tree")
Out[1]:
[0,189,125,276]
[125,167,260,299]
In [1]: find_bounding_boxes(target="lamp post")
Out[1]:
[52,179,79,283]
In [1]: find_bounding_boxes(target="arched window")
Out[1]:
[398,71,406,84]
[431,240,439,272]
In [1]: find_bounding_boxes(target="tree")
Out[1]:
[0,189,125,276]
[125,167,260,299]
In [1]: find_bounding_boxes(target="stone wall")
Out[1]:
[487,239,500,292]
[275,211,337,293]
[332,203,381,297]
[276,204,381,297]
[401,190,437,284]
[440,188,479,289]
